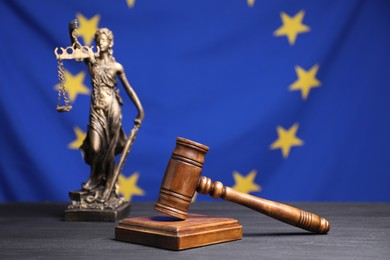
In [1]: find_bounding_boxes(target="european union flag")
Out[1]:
[1,0,389,202]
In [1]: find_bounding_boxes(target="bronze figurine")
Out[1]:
[55,19,144,221]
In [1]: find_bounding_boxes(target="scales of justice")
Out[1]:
[54,19,144,221]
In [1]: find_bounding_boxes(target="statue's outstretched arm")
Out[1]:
[117,65,144,125]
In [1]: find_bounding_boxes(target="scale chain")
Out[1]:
[56,58,72,112]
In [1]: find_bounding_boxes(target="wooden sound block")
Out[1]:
[115,214,242,250]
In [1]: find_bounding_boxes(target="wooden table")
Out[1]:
[0,202,389,259]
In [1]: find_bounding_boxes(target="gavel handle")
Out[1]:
[197,176,330,234]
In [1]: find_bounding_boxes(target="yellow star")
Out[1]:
[68,127,86,149]
[76,13,100,46]
[247,0,255,7]
[270,123,304,158]
[127,0,136,8]
[232,170,261,194]
[289,65,321,100]
[274,10,310,45]
[55,70,90,102]
[118,172,145,202]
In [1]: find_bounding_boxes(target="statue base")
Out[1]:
[115,214,242,250]
[65,202,130,222]
[64,190,130,222]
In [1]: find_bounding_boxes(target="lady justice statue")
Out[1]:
[54,20,144,221]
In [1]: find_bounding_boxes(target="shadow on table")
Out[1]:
[244,232,318,237]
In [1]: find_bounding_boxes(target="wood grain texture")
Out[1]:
[115,214,242,250]
[1,202,389,259]
[155,137,330,234]
[197,177,330,234]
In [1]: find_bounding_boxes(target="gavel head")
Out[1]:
[154,137,209,220]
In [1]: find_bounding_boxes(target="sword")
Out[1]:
[102,122,141,202]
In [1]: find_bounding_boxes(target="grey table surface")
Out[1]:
[0,202,389,259]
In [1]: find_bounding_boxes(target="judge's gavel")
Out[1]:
[154,137,330,234]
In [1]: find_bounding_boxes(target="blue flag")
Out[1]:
[1,0,389,202]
